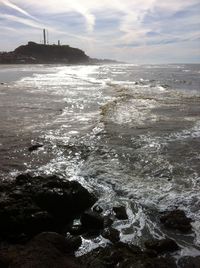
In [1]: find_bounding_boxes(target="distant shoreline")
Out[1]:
[0,41,119,65]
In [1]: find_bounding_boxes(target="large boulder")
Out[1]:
[144,238,179,254]
[113,206,128,220]
[160,210,192,233]
[0,174,97,241]
[33,176,97,218]
[81,210,104,230]
[101,227,120,243]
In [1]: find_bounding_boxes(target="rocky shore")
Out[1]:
[0,173,199,267]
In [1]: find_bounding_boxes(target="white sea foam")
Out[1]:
[4,63,200,256]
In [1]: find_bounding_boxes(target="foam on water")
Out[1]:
[1,63,200,257]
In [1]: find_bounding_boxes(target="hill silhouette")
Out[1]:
[0,42,90,64]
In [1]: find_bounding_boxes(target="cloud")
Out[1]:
[2,0,37,20]
[0,0,199,62]
[0,13,47,29]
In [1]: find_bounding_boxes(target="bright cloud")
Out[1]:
[0,0,199,63]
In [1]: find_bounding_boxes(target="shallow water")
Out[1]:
[0,63,200,258]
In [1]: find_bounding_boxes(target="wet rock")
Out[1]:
[0,198,42,240]
[65,234,82,252]
[144,238,179,254]
[0,245,23,268]
[0,174,97,241]
[78,242,140,267]
[78,242,177,268]
[34,178,97,218]
[117,257,177,268]
[0,259,7,268]
[103,216,114,228]
[24,211,57,235]
[113,206,128,220]
[93,205,103,213]
[81,210,104,230]
[178,256,200,268]
[69,223,85,236]
[28,144,43,152]
[143,249,158,258]
[160,210,192,232]
[15,173,32,185]
[9,189,24,199]
[30,232,81,254]
[82,229,101,239]
[2,232,81,268]
[101,227,120,243]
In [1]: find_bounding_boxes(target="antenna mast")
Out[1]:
[47,30,49,44]
[43,29,46,45]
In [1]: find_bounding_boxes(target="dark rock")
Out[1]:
[26,232,82,253]
[24,211,56,235]
[9,189,24,199]
[82,229,101,239]
[178,256,200,268]
[69,224,85,236]
[93,205,103,213]
[101,227,120,243]
[0,174,97,241]
[0,198,42,240]
[144,238,179,254]
[65,234,82,252]
[2,232,81,268]
[117,257,177,268]
[0,245,23,268]
[160,210,192,232]
[78,242,177,268]
[81,210,104,230]
[113,206,128,220]
[0,260,7,268]
[34,178,97,218]
[143,249,158,258]
[116,242,142,255]
[28,144,43,152]
[30,232,80,253]
[103,216,114,228]
[15,173,32,185]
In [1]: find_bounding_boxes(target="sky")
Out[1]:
[0,0,200,63]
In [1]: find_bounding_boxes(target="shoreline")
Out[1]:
[0,63,200,267]
[0,172,198,268]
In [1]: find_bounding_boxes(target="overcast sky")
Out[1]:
[0,0,199,63]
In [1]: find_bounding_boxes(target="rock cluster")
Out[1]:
[0,173,197,268]
[78,241,178,268]
[0,174,96,242]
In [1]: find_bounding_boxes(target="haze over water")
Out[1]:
[0,63,200,257]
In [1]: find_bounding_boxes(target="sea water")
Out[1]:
[0,63,200,258]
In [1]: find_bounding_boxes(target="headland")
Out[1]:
[0,41,118,64]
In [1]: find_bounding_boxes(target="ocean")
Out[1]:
[0,63,200,258]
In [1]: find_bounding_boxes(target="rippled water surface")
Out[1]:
[0,63,200,257]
